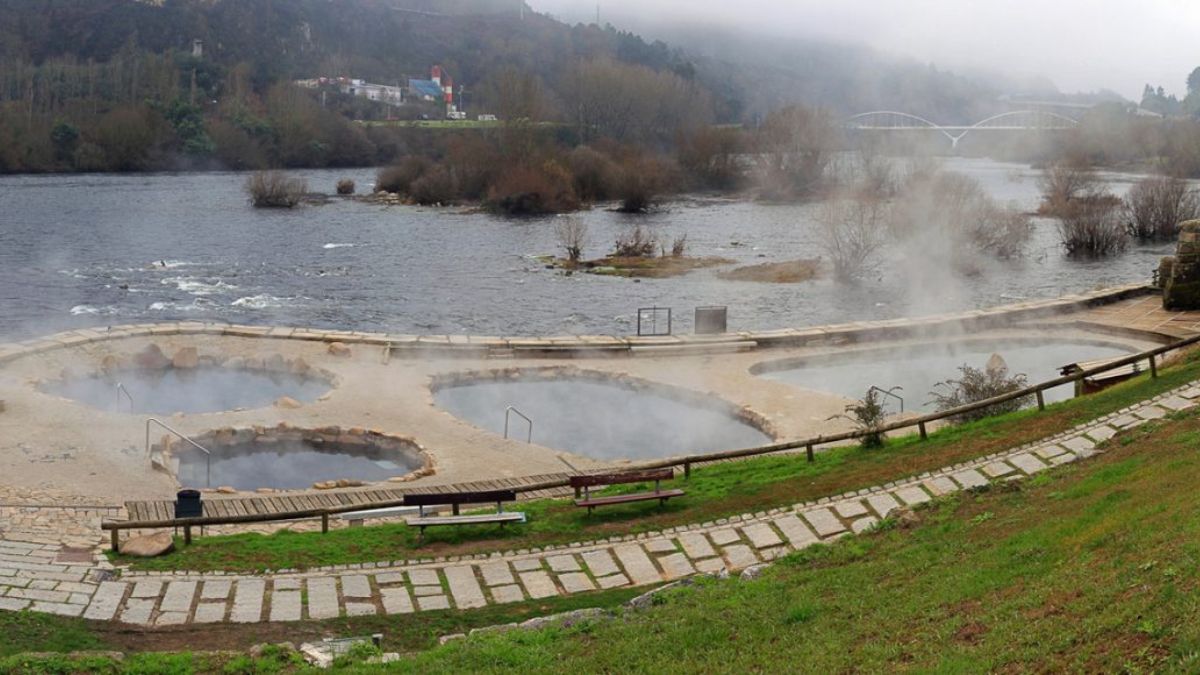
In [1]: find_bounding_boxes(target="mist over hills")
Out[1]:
[0,0,1089,124]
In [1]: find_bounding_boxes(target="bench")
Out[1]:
[338,505,423,527]
[570,469,685,515]
[402,490,526,538]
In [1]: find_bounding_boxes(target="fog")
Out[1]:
[532,0,1200,99]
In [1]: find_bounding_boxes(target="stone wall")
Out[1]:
[1164,220,1200,309]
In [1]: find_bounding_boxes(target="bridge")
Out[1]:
[846,110,1080,149]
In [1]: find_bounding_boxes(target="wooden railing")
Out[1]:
[103,331,1200,550]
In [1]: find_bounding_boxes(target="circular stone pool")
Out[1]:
[44,367,330,415]
[167,427,430,491]
[753,337,1139,412]
[433,370,772,461]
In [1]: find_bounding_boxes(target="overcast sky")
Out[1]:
[531,0,1200,99]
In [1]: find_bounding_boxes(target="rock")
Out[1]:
[100,354,121,373]
[313,481,336,490]
[469,623,519,637]
[275,396,302,409]
[133,344,170,370]
[224,356,246,370]
[216,486,237,494]
[292,358,312,375]
[120,531,175,557]
[984,353,1008,375]
[172,347,200,369]
[327,342,352,357]
[265,354,286,372]
[335,479,365,488]
[299,643,333,668]
[739,563,771,581]
[438,633,466,645]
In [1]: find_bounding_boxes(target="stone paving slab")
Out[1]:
[612,545,660,586]
[802,508,845,537]
[582,549,621,577]
[518,570,558,599]
[444,566,486,609]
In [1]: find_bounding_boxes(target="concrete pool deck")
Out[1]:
[0,283,1169,507]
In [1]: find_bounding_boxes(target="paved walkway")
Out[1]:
[1,382,1195,626]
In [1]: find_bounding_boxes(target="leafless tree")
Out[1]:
[1037,161,1102,216]
[556,217,588,263]
[756,104,839,199]
[1057,198,1128,256]
[816,194,887,281]
[1123,175,1200,240]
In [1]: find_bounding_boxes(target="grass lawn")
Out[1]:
[113,348,1200,573]
[386,406,1200,672]
[0,585,646,672]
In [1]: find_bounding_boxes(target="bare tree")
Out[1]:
[1123,175,1200,240]
[1037,161,1102,216]
[555,217,588,263]
[816,194,887,281]
[1057,198,1128,256]
[757,105,839,199]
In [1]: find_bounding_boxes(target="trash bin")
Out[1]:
[695,306,728,334]
[175,489,203,519]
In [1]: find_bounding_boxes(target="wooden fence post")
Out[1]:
[111,529,120,553]
[684,461,691,480]
[321,513,329,534]
[1036,389,1045,411]
[1150,355,1158,378]
[184,525,192,545]
[918,422,927,440]
[806,444,814,462]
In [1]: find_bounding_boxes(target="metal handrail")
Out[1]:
[504,406,533,443]
[115,382,134,414]
[145,418,212,488]
[869,385,904,413]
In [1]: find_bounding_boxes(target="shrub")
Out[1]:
[890,170,1032,259]
[376,156,431,194]
[613,225,657,257]
[486,162,578,215]
[669,233,687,257]
[832,387,892,449]
[245,171,306,208]
[1056,196,1128,257]
[409,166,459,205]
[816,194,887,281]
[556,217,588,262]
[336,178,355,195]
[1037,161,1101,216]
[615,156,675,213]
[929,359,1032,423]
[568,146,620,202]
[1123,175,1200,240]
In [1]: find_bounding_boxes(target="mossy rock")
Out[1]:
[1164,279,1200,309]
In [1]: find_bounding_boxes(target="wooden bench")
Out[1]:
[570,469,685,515]
[402,490,526,538]
[338,505,423,527]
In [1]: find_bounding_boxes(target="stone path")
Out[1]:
[0,382,1193,625]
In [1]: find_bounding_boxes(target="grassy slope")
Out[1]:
[390,408,1200,673]
[117,351,1200,573]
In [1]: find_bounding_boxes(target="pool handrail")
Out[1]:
[504,406,533,443]
[145,418,212,488]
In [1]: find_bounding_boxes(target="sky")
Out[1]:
[530,0,1200,99]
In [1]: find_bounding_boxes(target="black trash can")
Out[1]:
[175,489,203,519]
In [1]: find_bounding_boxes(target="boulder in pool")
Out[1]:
[134,344,170,370]
[275,396,303,409]
[327,342,352,357]
[121,531,175,557]
[172,347,200,369]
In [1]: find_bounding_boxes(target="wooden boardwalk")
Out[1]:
[124,473,576,523]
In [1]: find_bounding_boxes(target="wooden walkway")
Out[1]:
[124,473,576,523]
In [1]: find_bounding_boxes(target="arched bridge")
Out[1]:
[846,110,1080,148]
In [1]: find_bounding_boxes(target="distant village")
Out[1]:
[295,66,496,121]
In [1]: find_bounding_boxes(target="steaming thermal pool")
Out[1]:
[44,368,330,414]
[433,377,771,460]
[754,339,1137,412]
[173,432,426,491]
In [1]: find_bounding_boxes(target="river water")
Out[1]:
[0,158,1170,341]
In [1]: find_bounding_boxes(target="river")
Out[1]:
[0,158,1171,341]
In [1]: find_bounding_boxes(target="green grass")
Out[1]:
[0,585,647,673]
[375,408,1200,672]
[113,349,1200,574]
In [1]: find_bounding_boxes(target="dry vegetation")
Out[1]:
[244,170,306,208]
[717,259,822,283]
[1123,174,1200,240]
